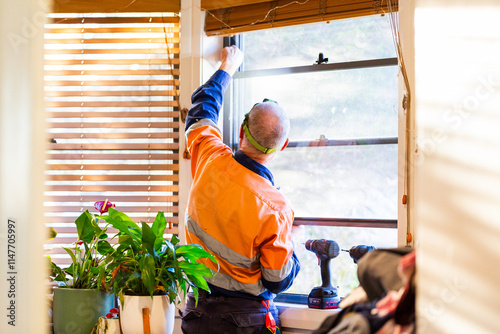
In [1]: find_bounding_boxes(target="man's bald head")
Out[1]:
[246,102,290,154]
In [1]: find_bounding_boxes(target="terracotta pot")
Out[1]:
[119,295,175,334]
[52,288,114,334]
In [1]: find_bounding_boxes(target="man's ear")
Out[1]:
[239,124,244,140]
[280,138,289,151]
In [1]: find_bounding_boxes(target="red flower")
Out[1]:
[109,308,119,314]
[106,313,114,319]
[94,200,115,214]
[76,240,84,245]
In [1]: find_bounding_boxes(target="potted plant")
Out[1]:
[99,208,217,334]
[49,201,116,334]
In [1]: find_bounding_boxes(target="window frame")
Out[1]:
[222,27,400,301]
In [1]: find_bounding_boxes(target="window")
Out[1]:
[44,12,180,267]
[225,15,398,298]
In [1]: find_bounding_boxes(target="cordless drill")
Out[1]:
[342,245,376,263]
[305,239,340,309]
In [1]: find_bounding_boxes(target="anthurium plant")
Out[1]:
[49,201,116,289]
[98,208,217,305]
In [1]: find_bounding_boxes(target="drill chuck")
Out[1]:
[343,245,376,263]
[305,239,340,260]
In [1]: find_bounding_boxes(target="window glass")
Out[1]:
[242,15,396,71]
[233,66,398,141]
[268,145,398,219]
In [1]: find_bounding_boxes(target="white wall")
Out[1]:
[412,0,500,332]
[0,0,48,333]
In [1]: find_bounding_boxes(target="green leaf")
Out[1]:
[97,240,113,255]
[154,237,165,253]
[50,261,68,285]
[90,216,103,235]
[171,235,180,246]
[178,262,214,278]
[75,210,95,243]
[107,208,140,228]
[192,287,200,307]
[141,222,156,255]
[98,208,142,241]
[151,211,167,238]
[139,254,156,297]
[62,247,78,266]
[176,244,217,264]
[65,263,75,275]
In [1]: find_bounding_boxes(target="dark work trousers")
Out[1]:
[180,290,280,334]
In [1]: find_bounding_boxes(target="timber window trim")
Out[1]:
[203,0,399,36]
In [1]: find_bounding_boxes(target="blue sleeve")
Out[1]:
[185,70,232,131]
[262,251,301,294]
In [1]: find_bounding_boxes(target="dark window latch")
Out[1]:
[315,52,329,64]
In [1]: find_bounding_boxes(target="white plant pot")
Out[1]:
[119,295,175,334]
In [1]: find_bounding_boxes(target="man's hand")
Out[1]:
[219,46,244,77]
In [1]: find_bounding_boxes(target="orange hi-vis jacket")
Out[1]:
[185,70,300,300]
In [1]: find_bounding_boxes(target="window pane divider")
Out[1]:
[286,137,398,148]
[293,217,397,229]
[233,57,398,79]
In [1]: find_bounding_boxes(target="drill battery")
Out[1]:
[307,286,340,309]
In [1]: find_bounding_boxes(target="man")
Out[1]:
[181,46,300,334]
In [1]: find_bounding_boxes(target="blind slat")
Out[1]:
[47,184,179,192]
[47,111,179,118]
[47,152,178,159]
[48,163,179,171]
[46,214,178,223]
[45,101,178,108]
[45,90,178,97]
[48,143,179,150]
[46,27,180,34]
[47,122,178,129]
[45,38,180,44]
[49,133,179,141]
[45,205,178,213]
[46,195,179,202]
[44,79,178,86]
[46,175,179,182]
[45,59,179,66]
[44,48,180,55]
[49,16,180,24]
[45,69,179,76]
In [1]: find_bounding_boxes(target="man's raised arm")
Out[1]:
[185,46,243,134]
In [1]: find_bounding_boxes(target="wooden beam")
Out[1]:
[201,0,270,11]
[52,0,180,13]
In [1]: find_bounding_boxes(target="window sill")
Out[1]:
[276,302,340,333]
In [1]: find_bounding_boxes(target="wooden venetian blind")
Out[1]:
[203,0,398,36]
[44,13,180,265]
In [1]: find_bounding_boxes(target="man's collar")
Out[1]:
[233,150,275,186]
